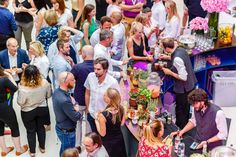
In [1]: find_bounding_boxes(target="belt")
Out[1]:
[59,127,75,133]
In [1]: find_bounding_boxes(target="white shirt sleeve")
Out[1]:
[173,57,188,81]
[189,110,197,127]
[168,16,180,38]
[215,110,228,140]
[84,74,91,90]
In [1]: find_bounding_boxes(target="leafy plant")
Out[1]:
[147,103,157,112]
[138,87,151,101]
[139,70,149,80]
[138,109,149,120]
[129,88,139,99]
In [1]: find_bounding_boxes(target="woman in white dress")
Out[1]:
[51,0,74,28]
[28,41,50,79]
[159,0,180,39]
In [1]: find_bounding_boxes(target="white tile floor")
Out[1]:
[2,0,236,157]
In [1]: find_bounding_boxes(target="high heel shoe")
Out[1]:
[15,144,28,156]
[1,146,14,156]
[39,147,45,153]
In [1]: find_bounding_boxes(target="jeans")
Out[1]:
[56,126,76,156]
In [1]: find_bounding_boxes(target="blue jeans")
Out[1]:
[55,126,76,156]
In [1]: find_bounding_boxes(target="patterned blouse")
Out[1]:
[36,25,61,54]
[138,137,170,157]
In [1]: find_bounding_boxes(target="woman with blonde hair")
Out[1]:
[36,9,61,54]
[138,119,171,157]
[127,22,153,65]
[95,88,127,157]
[28,41,50,79]
[17,65,52,157]
[159,0,180,39]
[51,0,74,27]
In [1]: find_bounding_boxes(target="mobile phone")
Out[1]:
[190,142,199,150]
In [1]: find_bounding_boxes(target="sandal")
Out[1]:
[1,146,14,156]
[39,147,45,153]
[30,152,36,157]
[15,144,28,156]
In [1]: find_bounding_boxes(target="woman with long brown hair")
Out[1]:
[138,119,171,157]
[0,65,28,156]
[51,0,74,27]
[81,4,97,46]
[95,88,127,157]
[17,65,52,157]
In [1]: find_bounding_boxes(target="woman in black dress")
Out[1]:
[95,88,127,157]
[0,66,28,156]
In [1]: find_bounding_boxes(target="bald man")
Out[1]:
[71,45,94,146]
[0,38,30,82]
[52,71,82,156]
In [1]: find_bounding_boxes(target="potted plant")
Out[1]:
[129,88,139,109]
[147,103,157,120]
[136,88,151,110]
[137,109,149,127]
[138,70,149,88]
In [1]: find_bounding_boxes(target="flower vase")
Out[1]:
[208,12,219,38]
[194,30,205,35]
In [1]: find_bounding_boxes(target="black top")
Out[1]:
[0,77,18,103]
[95,0,108,21]
[14,0,33,23]
[130,39,145,57]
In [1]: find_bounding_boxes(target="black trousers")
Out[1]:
[21,107,48,153]
[0,102,20,137]
[87,113,98,133]
[175,90,192,129]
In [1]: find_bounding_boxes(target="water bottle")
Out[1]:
[174,135,181,153]
[177,139,185,157]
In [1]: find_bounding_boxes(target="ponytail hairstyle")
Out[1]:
[143,119,163,144]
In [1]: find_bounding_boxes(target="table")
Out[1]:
[123,119,203,157]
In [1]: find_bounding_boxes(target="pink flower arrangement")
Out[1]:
[189,17,209,31]
[200,0,231,13]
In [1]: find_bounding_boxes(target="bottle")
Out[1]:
[202,143,207,155]
[177,138,185,157]
[174,135,181,153]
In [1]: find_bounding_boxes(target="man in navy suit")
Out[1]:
[0,38,30,82]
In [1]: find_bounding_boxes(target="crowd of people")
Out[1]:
[0,0,229,157]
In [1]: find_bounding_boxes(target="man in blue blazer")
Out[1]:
[0,38,30,82]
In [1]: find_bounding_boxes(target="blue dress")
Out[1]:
[36,25,61,54]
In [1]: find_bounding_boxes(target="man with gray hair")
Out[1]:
[71,45,94,147]
[94,29,129,79]
[52,71,82,156]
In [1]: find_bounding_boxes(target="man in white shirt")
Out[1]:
[94,29,128,79]
[90,16,112,47]
[159,38,197,129]
[110,12,126,61]
[84,58,120,132]
[172,88,228,150]
[80,132,109,157]
[151,0,166,29]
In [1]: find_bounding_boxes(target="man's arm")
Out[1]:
[85,89,90,112]
[62,100,81,122]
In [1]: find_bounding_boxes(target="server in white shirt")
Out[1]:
[84,58,120,132]
[151,0,166,29]
[90,16,112,47]
[172,88,228,150]
[159,38,197,129]
[94,29,128,79]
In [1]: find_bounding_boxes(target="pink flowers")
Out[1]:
[189,17,209,31]
[200,0,231,13]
